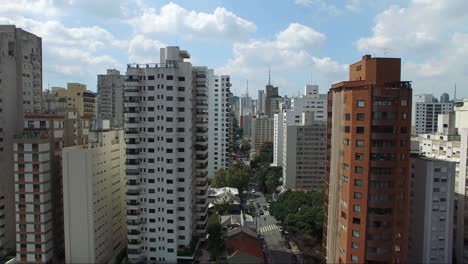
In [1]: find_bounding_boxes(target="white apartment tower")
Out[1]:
[0,26,42,250]
[124,47,208,263]
[414,94,453,134]
[208,74,232,177]
[62,129,127,264]
[282,112,327,190]
[97,69,125,127]
[272,85,327,167]
[408,157,455,263]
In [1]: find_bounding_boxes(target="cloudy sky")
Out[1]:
[1,0,467,98]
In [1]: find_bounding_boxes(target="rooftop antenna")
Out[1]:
[268,66,271,85]
[246,80,249,97]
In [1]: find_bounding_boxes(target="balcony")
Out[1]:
[195,136,208,142]
[196,162,208,169]
[196,153,208,160]
[126,160,140,166]
[195,145,208,151]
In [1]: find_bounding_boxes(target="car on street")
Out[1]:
[251,189,256,193]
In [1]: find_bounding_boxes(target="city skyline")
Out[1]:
[0,0,466,98]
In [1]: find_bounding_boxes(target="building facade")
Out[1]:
[408,157,455,264]
[251,116,274,152]
[324,55,412,263]
[208,74,232,177]
[257,90,265,115]
[52,83,96,118]
[14,113,90,263]
[62,129,126,264]
[282,112,326,190]
[414,94,453,135]
[264,84,279,117]
[97,69,125,127]
[124,47,208,263]
[0,26,42,250]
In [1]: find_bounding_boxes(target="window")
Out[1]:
[356,113,365,121]
[357,100,365,108]
[345,114,351,121]
[354,179,362,186]
[344,139,350,145]
[356,127,365,134]
[178,76,185,81]
[352,217,361,224]
[351,255,359,262]
[353,205,361,212]
[178,87,185,91]
[344,126,350,133]
[355,153,364,160]
[401,99,407,106]
[351,242,359,249]
[352,230,360,237]
[356,140,364,147]
[148,75,155,80]
[166,75,174,80]
[355,166,363,173]
[354,192,362,199]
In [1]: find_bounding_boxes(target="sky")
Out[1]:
[1,0,467,99]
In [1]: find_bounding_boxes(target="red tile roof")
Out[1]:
[225,228,263,260]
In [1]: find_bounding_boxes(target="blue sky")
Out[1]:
[1,0,467,98]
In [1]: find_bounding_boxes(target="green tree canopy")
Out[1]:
[211,162,251,191]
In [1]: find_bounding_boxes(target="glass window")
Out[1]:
[357,100,365,108]
[356,113,365,121]
[356,140,364,147]
[353,205,361,212]
[352,230,360,237]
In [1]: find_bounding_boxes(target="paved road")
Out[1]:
[250,192,296,264]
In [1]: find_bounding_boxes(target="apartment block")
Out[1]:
[51,83,96,118]
[272,85,327,167]
[251,116,274,152]
[124,47,208,263]
[97,69,125,127]
[408,156,455,263]
[257,90,265,115]
[264,82,279,117]
[62,129,126,264]
[14,113,90,263]
[0,26,42,250]
[282,112,326,190]
[208,74,232,177]
[324,55,412,263]
[414,94,453,135]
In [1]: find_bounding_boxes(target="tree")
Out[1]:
[211,162,251,191]
[270,190,324,240]
[206,214,224,259]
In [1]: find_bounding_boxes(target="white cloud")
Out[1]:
[128,35,166,63]
[294,0,340,15]
[0,0,62,17]
[357,0,468,96]
[129,2,256,40]
[219,23,346,95]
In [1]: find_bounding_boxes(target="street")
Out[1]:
[250,191,296,264]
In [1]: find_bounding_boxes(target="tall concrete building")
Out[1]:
[257,90,265,115]
[0,25,42,250]
[324,55,412,263]
[62,128,126,264]
[264,78,279,118]
[124,47,208,263]
[414,94,453,135]
[272,85,327,167]
[97,69,125,127]
[251,116,274,152]
[408,156,455,264]
[208,74,232,177]
[282,112,326,190]
[13,113,90,263]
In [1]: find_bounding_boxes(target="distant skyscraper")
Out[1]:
[408,156,454,264]
[324,55,412,263]
[257,90,265,115]
[97,69,125,127]
[264,69,279,118]
[440,92,450,103]
[0,25,42,250]
[62,128,126,264]
[124,47,208,263]
[414,94,453,134]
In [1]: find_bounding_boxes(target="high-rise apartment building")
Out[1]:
[282,112,326,190]
[272,85,327,167]
[251,116,274,152]
[208,74,232,177]
[51,83,96,118]
[0,25,42,250]
[14,113,90,263]
[124,47,208,263]
[414,94,453,134]
[324,55,412,263]
[408,156,454,264]
[62,128,126,264]
[97,69,125,127]
[264,80,279,117]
